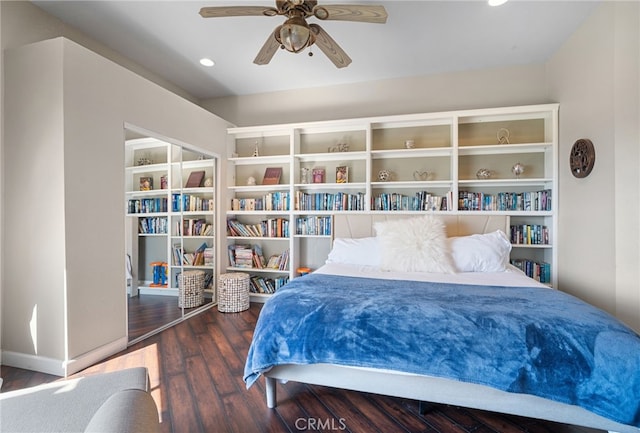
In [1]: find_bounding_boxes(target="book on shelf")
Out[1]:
[252,244,266,269]
[248,275,290,294]
[185,170,205,188]
[139,176,153,191]
[262,167,283,185]
[312,168,325,183]
[336,166,348,183]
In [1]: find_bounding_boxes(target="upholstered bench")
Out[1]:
[0,367,160,432]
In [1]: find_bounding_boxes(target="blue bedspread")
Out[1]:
[244,273,640,428]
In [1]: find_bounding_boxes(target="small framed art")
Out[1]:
[312,168,325,183]
[139,176,153,191]
[262,167,283,185]
[185,170,205,188]
[336,166,348,183]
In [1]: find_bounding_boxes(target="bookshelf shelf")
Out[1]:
[227,103,558,297]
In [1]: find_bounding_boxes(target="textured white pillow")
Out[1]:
[448,230,512,272]
[326,237,381,266]
[374,215,455,273]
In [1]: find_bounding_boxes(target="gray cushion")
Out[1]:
[0,367,155,433]
[84,389,160,433]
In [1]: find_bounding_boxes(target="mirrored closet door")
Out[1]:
[124,126,217,344]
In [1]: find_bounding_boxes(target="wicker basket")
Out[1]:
[178,270,205,308]
[218,272,250,313]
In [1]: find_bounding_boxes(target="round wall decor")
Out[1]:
[569,138,595,178]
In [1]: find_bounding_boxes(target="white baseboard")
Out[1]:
[63,337,128,376]
[1,336,128,377]
[1,351,65,376]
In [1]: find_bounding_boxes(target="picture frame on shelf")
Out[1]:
[336,166,349,183]
[312,168,325,183]
[185,170,205,188]
[262,167,283,185]
[139,176,153,191]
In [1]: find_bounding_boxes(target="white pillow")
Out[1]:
[326,237,381,266]
[374,215,455,273]
[448,230,512,273]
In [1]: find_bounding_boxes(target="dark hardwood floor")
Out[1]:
[2,303,605,433]
[128,294,213,342]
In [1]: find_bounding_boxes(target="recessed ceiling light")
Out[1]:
[199,58,215,67]
[488,0,508,5]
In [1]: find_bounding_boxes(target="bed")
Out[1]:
[244,214,640,433]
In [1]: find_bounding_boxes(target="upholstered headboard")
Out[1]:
[333,214,509,239]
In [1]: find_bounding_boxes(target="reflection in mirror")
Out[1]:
[124,126,217,344]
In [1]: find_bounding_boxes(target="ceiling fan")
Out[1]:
[199,0,388,68]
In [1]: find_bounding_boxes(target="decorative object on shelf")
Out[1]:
[511,162,524,179]
[136,153,153,166]
[247,176,256,186]
[262,167,283,185]
[300,167,310,184]
[204,177,213,187]
[328,141,349,153]
[252,141,260,157]
[149,261,168,287]
[413,170,430,181]
[404,139,415,149]
[497,128,510,144]
[312,168,325,183]
[476,168,492,179]
[197,154,206,160]
[569,138,595,178]
[336,166,349,183]
[377,169,392,182]
[160,174,168,189]
[185,170,205,187]
[297,267,312,276]
[139,176,153,191]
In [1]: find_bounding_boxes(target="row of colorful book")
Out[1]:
[227,245,289,271]
[510,224,549,245]
[227,218,289,238]
[138,217,168,234]
[294,191,366,211]
[171,193,214,213]
[511,259,551,284]
[128,198,168,214]
[230,192,290,211]
[177,218,213,237]
[459,189,552,212]
[172,242,212,266]
[248,275,289,294]
[295,216,332,236]
[371,191,450,212]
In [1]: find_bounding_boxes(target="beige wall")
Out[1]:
[547,1,640,331]
[204,65,548,127]
[3,37,229,375]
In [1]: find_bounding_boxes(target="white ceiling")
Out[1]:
[31,0,600,100]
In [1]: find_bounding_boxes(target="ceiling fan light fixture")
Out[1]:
[277,16,312,53]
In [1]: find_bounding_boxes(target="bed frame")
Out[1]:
[262,214,638,433]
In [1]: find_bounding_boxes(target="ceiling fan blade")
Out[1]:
[313,5,387,23]
[309,24,352,68]
[253,30,281,65]
[199,6,278,18]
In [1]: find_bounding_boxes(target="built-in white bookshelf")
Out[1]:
[226,104,558,300]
